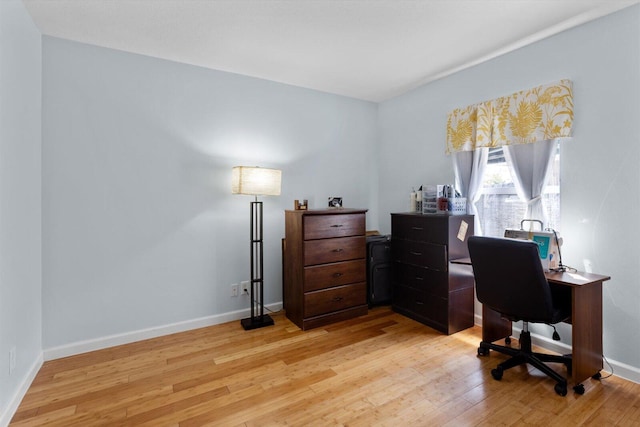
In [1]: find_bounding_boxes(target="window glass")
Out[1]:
[475,142,560,237]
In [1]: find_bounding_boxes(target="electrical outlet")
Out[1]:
[241,281,250,295]
[9,346,16,375]
[231,284,239,297]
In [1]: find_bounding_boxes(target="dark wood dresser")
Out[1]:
[390,213,475,334]
[283,209,368,330]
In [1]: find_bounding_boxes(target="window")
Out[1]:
[475,142,560,237]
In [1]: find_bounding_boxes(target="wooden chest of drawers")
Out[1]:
[283,209,368,330]
[391,213,475,335]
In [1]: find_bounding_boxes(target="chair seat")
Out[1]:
[501,305,570,325]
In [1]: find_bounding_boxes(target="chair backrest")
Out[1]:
[467,236,555,323]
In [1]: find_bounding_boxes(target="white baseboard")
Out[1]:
[474,314,640,384]
[1,353,43,427]
[43,302,283,361]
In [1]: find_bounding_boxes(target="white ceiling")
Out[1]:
[23,0,639,102]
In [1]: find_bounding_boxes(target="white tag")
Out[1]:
[457,220,469,241]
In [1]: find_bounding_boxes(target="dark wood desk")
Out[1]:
[454,258,611,387]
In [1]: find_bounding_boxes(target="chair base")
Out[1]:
[478,330,572,396]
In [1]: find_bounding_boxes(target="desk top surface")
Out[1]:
[545,270,611,286]
[451,257,611,286]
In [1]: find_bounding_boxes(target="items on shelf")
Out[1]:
[410,184,467,215]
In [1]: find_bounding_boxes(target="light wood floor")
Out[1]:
[11,306,640,426]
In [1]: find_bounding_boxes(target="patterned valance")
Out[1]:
[446,80,573,154]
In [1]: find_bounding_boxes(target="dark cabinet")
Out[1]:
[284,209,368,330]
[391,213,475,334]
[366,235,392,306]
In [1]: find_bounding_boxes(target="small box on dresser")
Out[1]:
[283,209,368,330]
[391,213,475,334]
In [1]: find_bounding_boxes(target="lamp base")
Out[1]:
[241,314,274,330]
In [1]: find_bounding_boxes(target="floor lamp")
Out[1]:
[231,166,282,330]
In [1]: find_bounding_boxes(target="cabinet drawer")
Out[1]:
[304,214,365,240]
[393,284,447,327]
[393,240,447,271]
[304,259,366,292]
[304,282,367,318]
[394,263,448,296]
[391,215,448,243]
[304,236,365,266]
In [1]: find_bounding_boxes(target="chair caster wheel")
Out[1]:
[478,347,489,356]
[592,372,602,380]
[573,384,585,395]
[554,382,567,396]
[505,337,511,345]
[491,367,503,380]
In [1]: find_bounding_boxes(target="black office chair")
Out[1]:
[468,236,572,396]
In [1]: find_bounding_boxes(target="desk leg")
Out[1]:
[482,305,512,343]
[571,281,603,385]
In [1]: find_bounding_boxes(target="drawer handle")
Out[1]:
[330,224,344,228]
[332,248,344,253]
[411,227,423,230]
[416,300,424,305]
[409,251,422,256]
[415,276,424,280]
[332,273,343,278]
[333,296,344,302]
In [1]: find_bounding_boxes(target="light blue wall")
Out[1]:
[378,5,640,377]
[3,4,639,421]
[0,0,42,423]
[41,37,378,349]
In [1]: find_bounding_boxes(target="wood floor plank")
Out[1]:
[10,307,640,426]
[120,386,231,426]
[10,405,78,427]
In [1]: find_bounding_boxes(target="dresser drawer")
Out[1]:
[304,259,366,292]
[304,236,365,266]
[393,240,447,271]
[391,215,448,243]
[393,284,447,327]
[394,263,448,296]
[304,214,365,240]
[304,282,367,317]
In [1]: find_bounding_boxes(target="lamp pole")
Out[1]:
[241,196,274,330]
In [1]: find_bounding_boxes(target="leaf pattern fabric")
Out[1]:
[446,80,573,153]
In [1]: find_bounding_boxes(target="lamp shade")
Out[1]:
[231,166,281,196]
